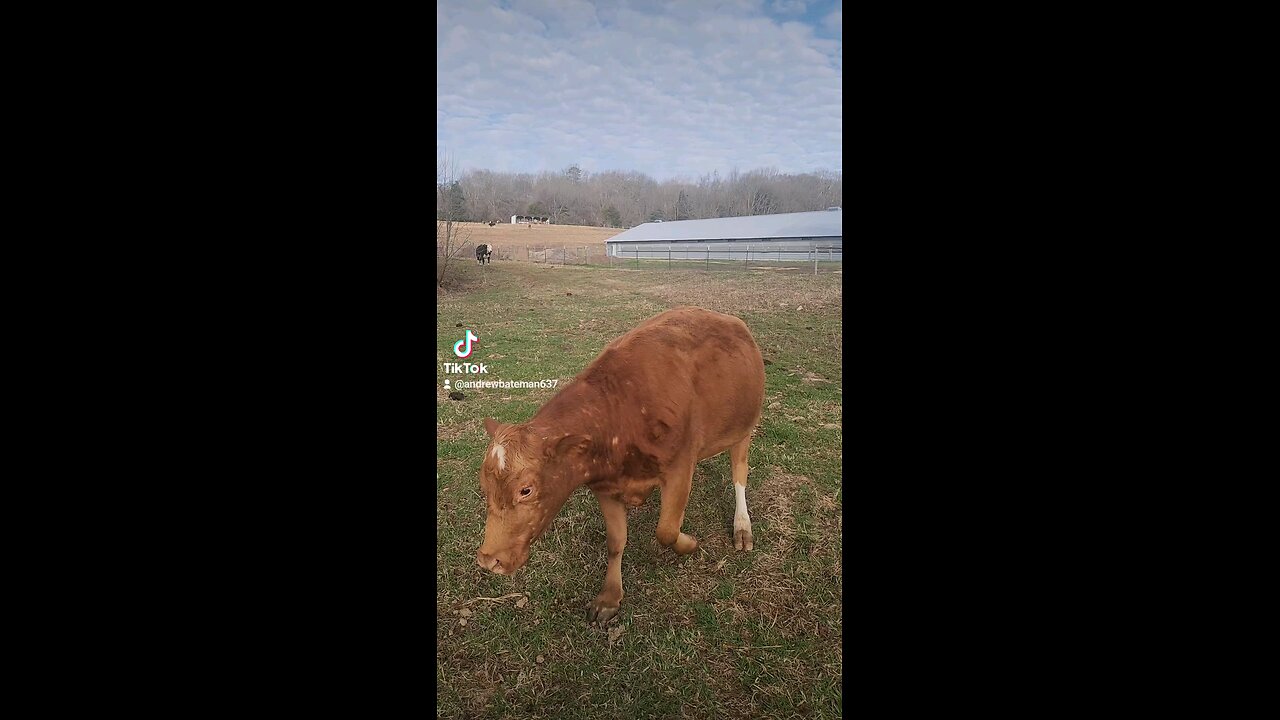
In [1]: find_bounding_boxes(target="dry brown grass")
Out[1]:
[454,221,623,250]
[626,273,842,317]
[436,421,472,442]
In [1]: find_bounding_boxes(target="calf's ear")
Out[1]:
[547,434,592,459]
[484,418,501,437]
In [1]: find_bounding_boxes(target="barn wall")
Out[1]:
[605,237,842,262]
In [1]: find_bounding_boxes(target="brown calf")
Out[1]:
[476,306,766,624]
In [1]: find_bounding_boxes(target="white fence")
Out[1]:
[438,242,841,273]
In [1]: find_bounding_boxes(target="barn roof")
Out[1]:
[606,209,841,243]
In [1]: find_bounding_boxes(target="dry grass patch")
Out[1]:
[449,221,623,250]
[436,421,472,442]
[635,272,842,316]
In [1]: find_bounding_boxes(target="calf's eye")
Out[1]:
[520,487,532,496]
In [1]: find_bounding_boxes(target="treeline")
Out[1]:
[437,165,842,228]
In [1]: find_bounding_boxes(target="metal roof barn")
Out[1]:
[605,209,842,262]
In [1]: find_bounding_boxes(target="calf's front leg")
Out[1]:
[656,459,698,555]
[588,491,627,625]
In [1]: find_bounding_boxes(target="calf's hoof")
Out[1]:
[674,532,698,555]
[587,598,620,626]
[734,527,754,551]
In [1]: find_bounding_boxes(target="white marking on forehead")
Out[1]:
[612,436,619,446]
[490,444,506,472]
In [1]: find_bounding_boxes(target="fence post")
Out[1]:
[746,244,750,270]
[634,245,638,268]
[705,245,709,271]
[813,247,817,275]
[668,245,671,269]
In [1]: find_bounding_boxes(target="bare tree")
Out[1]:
[437,163,840,231]
[463,169,503,222]
[437,150,472,287]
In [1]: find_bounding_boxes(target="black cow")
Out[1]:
[476,244,494,265]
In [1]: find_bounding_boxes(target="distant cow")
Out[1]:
[475,307,766,625]
[488,220,497,227]
[476,244,493,264]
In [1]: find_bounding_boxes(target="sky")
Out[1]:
[437,0,842,181]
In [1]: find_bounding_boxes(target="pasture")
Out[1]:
[436,261,843,719]
[446,221,623,257]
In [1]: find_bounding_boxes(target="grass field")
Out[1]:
[436,261,843,719]
[448,221,623,252]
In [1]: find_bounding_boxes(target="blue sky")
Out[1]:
[437,0,841,181]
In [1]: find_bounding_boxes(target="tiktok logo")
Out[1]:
[453,329,478,358]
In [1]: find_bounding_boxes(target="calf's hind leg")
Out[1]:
[730,435,754,551]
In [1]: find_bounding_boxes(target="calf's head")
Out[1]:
[475,417,591,575]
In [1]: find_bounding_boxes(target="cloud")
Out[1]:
[771,0,807,13]
[822,1,841,35]
[437,0,841,180]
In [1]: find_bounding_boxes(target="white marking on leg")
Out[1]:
[734,483,751,533]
